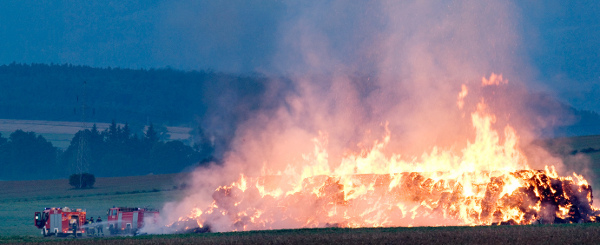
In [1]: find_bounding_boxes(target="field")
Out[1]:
[0,173,187,236]
[2,224,600,244]
[1,135,600,243]
[0,119,191,149]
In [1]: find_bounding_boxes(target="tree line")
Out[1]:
[0,62,289,159]
[0,121,212,180]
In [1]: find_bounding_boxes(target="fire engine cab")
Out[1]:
[34,207,87,237]
[107,207,159,235]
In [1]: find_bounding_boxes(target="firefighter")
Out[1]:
[88,217,95,236]
[96,217,103,236]
[70,218,78,237]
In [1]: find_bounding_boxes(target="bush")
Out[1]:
[69,173,96,189]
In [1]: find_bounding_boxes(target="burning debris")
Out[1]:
[155,74,599,234]
[171,170,597,233]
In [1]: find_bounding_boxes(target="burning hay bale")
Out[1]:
[172,169,599,233]
[163,78,599,233]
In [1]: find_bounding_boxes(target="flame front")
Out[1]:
[173,74,597,232]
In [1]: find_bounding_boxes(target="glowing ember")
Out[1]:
[168,74,598,232]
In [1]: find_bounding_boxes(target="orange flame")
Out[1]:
[173,73,597,232]
[482,73,507,86]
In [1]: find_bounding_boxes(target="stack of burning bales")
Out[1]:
[177,170,599,233]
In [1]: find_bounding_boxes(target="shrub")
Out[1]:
[69,173,96,189]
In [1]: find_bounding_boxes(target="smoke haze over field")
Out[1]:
[138,0,600,233]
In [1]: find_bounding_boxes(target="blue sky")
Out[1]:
[0,0,598,112]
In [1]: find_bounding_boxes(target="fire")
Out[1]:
[172,73,598,232]
[457,84,468,109]
[481,72,507,86]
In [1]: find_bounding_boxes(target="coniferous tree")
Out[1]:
[121,123,131,143]
[0,132,7,146]
[144,123,159,144]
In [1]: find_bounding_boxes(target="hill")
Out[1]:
[0,63,289,156]
[0,63,267,125]
[1,62,598,153]
[538,134,600,183]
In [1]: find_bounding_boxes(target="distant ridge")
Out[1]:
[0,62,596,141]
[0,63,286,155]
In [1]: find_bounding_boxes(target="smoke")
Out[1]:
[147,0,591,233]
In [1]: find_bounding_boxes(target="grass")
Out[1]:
[0,174,187,236]
[2,224,600,244]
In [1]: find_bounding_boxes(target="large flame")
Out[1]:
[168,73,597,232]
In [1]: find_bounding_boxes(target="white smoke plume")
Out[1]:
[143,0,591,233]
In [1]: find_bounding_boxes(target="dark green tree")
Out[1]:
[0,132,7,146]
[106,120,120,144]
[144,123,158,144]
[3,130,58,180]
[57,120,205,177]
[121,123,131,143]
[60,127,104,176]
[0,133,8,179]
[149,141,201,174]
[69,173,95,188]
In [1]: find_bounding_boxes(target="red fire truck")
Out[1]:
[34,207,87,237]
[107,207,159,235]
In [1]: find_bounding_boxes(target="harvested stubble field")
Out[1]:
[2,224,600,244]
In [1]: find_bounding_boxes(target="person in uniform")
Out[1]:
[88,217,94,236]
[96,217,103,235]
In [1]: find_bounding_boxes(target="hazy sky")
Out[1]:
[0,0,598,112]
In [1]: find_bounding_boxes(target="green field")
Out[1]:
[0,174,187,236]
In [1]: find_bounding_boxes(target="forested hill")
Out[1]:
[1,62,599,147]
[0,62,277,124]
[0,63,288,155]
